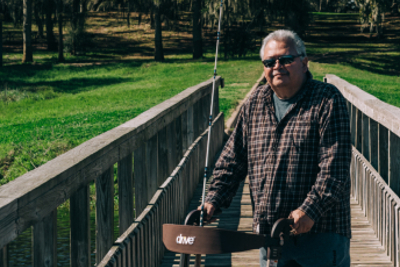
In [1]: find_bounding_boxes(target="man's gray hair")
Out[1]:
[259,30,307,60]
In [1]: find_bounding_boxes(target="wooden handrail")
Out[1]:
[325,75,400,266]
[0,77,223,266]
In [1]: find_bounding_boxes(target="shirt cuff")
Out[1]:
[298,197,324,223]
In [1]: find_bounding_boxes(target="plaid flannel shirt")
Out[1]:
[205,73,352,238]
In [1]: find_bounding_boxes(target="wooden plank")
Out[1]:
[118,154,134,235]
[0,245,7,267]
[351,104,356,146]
[181,111,188,155]
[187,105,194,147]
[167,120,177,176]
[147,134,158,199]
[95,166,115,264]
[370,118,378,171]
[70,185,91,267]
[158,127,169,190]
[389,131,400,196]
[0,198,17,249]
[33,209,57,267]
[134,144,147,217]
[175,116,183,164]
[378,124,389,183]
[362,113,370,161]
[356,108,362,152]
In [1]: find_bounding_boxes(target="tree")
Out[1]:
[192,0,202,59]
[22,0,33,62]
[45,0,57,50]
[154,0,164,61]
[57,0,64,62]
[33,0,44,39]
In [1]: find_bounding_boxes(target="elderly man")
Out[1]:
[201,30,352,266]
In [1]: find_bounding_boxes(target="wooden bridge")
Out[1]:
[0,75,399,267]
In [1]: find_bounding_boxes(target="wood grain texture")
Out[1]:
[118,154,134,235]
[0,245,7,267]
[0,77,221,248]
[70,185,91,267]
[95,167,115,265]
[33,209,57,267]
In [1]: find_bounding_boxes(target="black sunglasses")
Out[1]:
[262,54,303,68]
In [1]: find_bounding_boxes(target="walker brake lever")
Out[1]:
[184,208,222,226]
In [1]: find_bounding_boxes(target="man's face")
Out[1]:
[262,40,308,96]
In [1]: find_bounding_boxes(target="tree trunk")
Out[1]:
[150,7,155,29]
[57,0,64,62]
[0,16,3,67]
[34,0,44,38]
[127,0,130,27]
[154,3,164,61]
[192,0,202,59]
[45,0,57,50]
[71,0,79,55]
[23,0,33,63]
[138,12,142,25]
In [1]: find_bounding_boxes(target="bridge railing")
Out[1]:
[0,77,225,267]
[325,75,400,266]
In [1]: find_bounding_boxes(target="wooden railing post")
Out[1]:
[70,185,91,267]
[95,166,114,264]
[369,118,378,171]
[356,108,362,152]
[362,113,370,161]
[0,246,7,267]
[33,209,57,267]
[378,124,389,183]
[389,132,400,196]
[181,111,188,154]
[350,104,356,146]
[187,106,194,147]
[167,121,177,175]
[118,154,134,234]
[158,127,169,187]
[134,145,147,217]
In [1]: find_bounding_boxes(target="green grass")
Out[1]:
[0,56,262,184]
[2,11,400,185]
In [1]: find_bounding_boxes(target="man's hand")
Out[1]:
[198,202,216,221]
[289,209,314,235]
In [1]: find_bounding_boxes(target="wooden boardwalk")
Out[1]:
[161,177,393,267]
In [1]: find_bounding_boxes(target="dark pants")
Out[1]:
[259,233,350,267]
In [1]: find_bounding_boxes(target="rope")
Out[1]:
[200,0,224,227]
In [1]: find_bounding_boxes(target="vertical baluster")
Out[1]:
[395,205,400,267]
[118,154,133,235]
[389,131,400,196]
[369,118,378,170]
[362,114,370,160]
[378,124,389,183]
[356,108,362,152]
[350,104,356,146]
[33,209,57,267]
[131,233,137,267]
[187,106,194,147]
[134,144,148,217]
[213,81,220,117]
[193,101,200,139]
[158,127,169,187]
[167,121,177,176]
[181,111,188,155]
[70,185,91,267]
[95,166,114,264]
[0,245,7,267]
